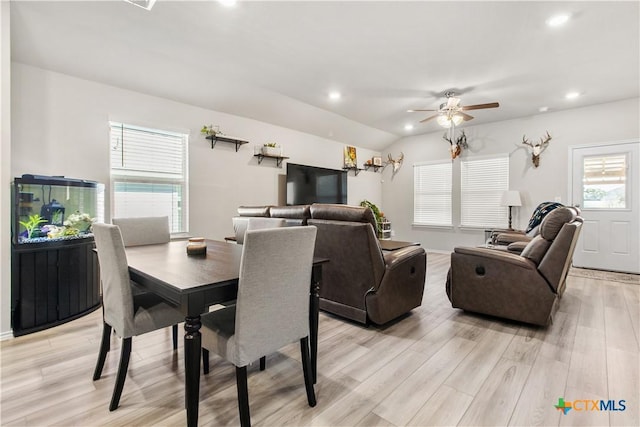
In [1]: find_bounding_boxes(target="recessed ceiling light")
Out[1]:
[565,91,580,100]
[547,14,571,27]
[539,106,549,112]
[218,0,237,6]
[404,124,414,131]
[328,91,342,101]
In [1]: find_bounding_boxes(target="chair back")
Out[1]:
[112,216,170,247]
[233,217,286,244]
[233,226,317,366]
[92,223,136,338]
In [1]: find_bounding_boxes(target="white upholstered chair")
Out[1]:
[201,226,317,426]
[92,223,184,411]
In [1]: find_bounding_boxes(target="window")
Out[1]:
[460,155,509,228]
[109,122,188,233]
[413,161,452,226]
[582,154,627,209]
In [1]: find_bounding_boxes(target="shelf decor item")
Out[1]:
[200,124,222,137]
[344,146,357,168]
[262,142,282,157]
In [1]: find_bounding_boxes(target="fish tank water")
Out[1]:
[12,174,105,245]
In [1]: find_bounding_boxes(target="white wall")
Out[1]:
[1,1,12,339]
[4,63,382,336]
[381,98,640,251]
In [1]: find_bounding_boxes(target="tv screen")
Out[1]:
[286,163,347,205]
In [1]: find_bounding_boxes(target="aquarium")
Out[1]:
[12,174,105,245]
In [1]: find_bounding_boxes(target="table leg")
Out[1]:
[184,315,202,427]
[310,264,322,384]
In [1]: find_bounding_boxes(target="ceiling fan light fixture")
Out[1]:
[437,114,463,128]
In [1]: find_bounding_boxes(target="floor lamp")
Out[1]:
[501,190,522,230]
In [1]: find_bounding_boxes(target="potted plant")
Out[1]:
[360,200,385,235]
[262,142,282,157]
[200,125,221,137]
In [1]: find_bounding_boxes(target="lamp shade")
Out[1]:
[500,190,522,207]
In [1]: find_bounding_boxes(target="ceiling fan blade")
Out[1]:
[407,109,438,112]
[419,114,439,123]
[461,102,500,111]
[460,112,474,121]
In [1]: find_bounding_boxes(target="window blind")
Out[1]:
[460,155,509,228]
[414,162,452,226]
[109,122,188,233]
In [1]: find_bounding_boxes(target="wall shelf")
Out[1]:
[342,166,363,176]
[254,154,289,168]
[206,135,249,152]
[363,164,382,172]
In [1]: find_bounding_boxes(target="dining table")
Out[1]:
[124,239,327,427]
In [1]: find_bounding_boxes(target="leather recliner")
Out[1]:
[446,206,583,326]
[308,204,427,325]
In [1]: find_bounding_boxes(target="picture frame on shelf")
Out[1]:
[344,146,357,168]
[373,156,382,166]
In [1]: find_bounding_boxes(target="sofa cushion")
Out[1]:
[237,206,271,217]
[310,203,377,232]
[540,207,577,240]
[269,205,311,225]
[520,235,552,265]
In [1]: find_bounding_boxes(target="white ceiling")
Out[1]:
[10,1,640,150]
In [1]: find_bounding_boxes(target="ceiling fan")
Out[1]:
[408,91,500,128]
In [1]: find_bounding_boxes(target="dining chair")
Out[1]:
[201,226,318,426]
[92,223,185,411]
[112,216,179,349]
[233,217,286,244]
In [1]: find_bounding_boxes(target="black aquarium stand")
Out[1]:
[11,236,101,336]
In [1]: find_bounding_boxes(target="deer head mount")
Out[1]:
[386,152,404,173]
[443,130,468,160]
[522,131,551,167]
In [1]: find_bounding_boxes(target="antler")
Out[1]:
[443,133,453,145]
[539,131,552,149]
[398,152,404,163]
[522,135,534,148]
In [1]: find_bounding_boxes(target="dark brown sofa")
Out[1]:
[308,204,426,325]
[232,203,427,325]
[446,206,583,326]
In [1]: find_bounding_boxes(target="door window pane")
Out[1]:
[583,154,627,209]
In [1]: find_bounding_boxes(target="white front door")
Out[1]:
[570,141,640,274]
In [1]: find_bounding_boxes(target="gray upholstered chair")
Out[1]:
[112,216,171,247]
[447,206,583,326]
[233,217,286,244]
[200,226,318,426]
[92,223,184,411]
[112,216,178,348]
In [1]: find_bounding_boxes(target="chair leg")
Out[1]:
[109,337,132,411]
[259,356,266,371]
[300,337,316,407]
[236,366,251,427]
[202,349,210,375]
[93,322,112,381]
[172,324,178,350]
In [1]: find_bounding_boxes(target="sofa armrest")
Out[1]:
[448,248,556,325]
[454,246,536,270]
[383,245,426,269]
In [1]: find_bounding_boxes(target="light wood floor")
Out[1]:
[1,253,638,426]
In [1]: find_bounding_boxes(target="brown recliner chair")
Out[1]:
[446,206,583,326]
[308,204,427,325]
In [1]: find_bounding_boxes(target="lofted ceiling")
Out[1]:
[10,1,640,151]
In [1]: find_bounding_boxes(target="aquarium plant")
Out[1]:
[19,214,47,239]
[64,211,95,233]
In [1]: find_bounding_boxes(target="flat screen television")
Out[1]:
[286,163,347,205]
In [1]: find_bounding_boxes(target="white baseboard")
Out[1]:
[0,329,14,341]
